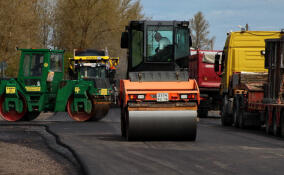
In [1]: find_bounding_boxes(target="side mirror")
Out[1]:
[121,32,128,49]
[189,35,192,47]
[221,53,225,72]
[214,54,220,72]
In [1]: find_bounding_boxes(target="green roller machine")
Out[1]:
[68,49,119,121]
[0,48,112,121]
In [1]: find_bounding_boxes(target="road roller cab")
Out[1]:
[68,49,119,102]
[67,49,120,121]
[0,49,65,121]
[120,21,200,140]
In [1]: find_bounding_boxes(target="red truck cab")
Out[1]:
[189,49,222,117]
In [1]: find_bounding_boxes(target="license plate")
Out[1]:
[157,93,168,102]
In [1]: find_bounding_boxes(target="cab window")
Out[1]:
[23,53,44,77]
[50,54,63,72]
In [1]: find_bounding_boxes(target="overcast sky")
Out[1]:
[139,0,284,50]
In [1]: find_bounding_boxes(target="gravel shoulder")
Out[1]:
[0,126,81,175]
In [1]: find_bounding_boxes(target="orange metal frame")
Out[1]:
[120,79,200,108]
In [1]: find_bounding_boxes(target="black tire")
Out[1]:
[21,111,41,121]
[280,112,284,137]
[272,111,280,136]
[221,95,233,126]
[238,111,245,129]
[238,95,246,128]
[265,108,272,135]
[121,108,126,137]
[233,96,239,128]
[198,110,208,118]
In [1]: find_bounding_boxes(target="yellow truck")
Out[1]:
[214,30,284,126]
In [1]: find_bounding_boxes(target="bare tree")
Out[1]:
[52,0,144,78]
[37,0,54,48]
[189,11,215,50]
[0,0,44,76]
[0,0,143,77]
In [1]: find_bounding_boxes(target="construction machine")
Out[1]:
[120,21,200,140]
[68,49,119,121]
[0,48,113,122]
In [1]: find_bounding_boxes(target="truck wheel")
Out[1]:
[233,96,239,128]
[221,95,232,126]
[238,95,246,128]
[198,110,208,118]
[280,112,284,137]
[272,112,280,136]
[265,108,272,135]
[238,111,245,128]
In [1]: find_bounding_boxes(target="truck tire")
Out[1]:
[265,108,272,135]
[280,112,284,137]
[198,110,208,118]
[233,96,239,128]
[272,112,280,136]
[238,111,245,129]
[221,95,233,126]
[238,95,245,128]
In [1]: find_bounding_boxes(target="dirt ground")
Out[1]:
[0,127,80,175]
[0,142,72,175]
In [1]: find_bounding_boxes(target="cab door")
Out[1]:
[19,52,49,93]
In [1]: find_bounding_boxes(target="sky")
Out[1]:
[139,0,284,50]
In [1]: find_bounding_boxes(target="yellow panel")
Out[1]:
[100,89,108,95]
[6,87,16,94]
[25,86,41,92]
[73,56,109,60]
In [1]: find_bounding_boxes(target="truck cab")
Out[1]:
[189,49,222,117]
[216,31,284,126]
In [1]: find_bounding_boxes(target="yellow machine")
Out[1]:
[69,49,119,77]
[214,30,284,126]
[68,49,119,121]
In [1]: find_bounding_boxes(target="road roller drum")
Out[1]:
[127,110,197,140]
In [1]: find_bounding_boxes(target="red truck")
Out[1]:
[189,49,222,117]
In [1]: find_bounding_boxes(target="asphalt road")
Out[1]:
[42,109,284,175]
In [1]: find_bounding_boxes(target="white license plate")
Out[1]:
[157,93,169,102]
